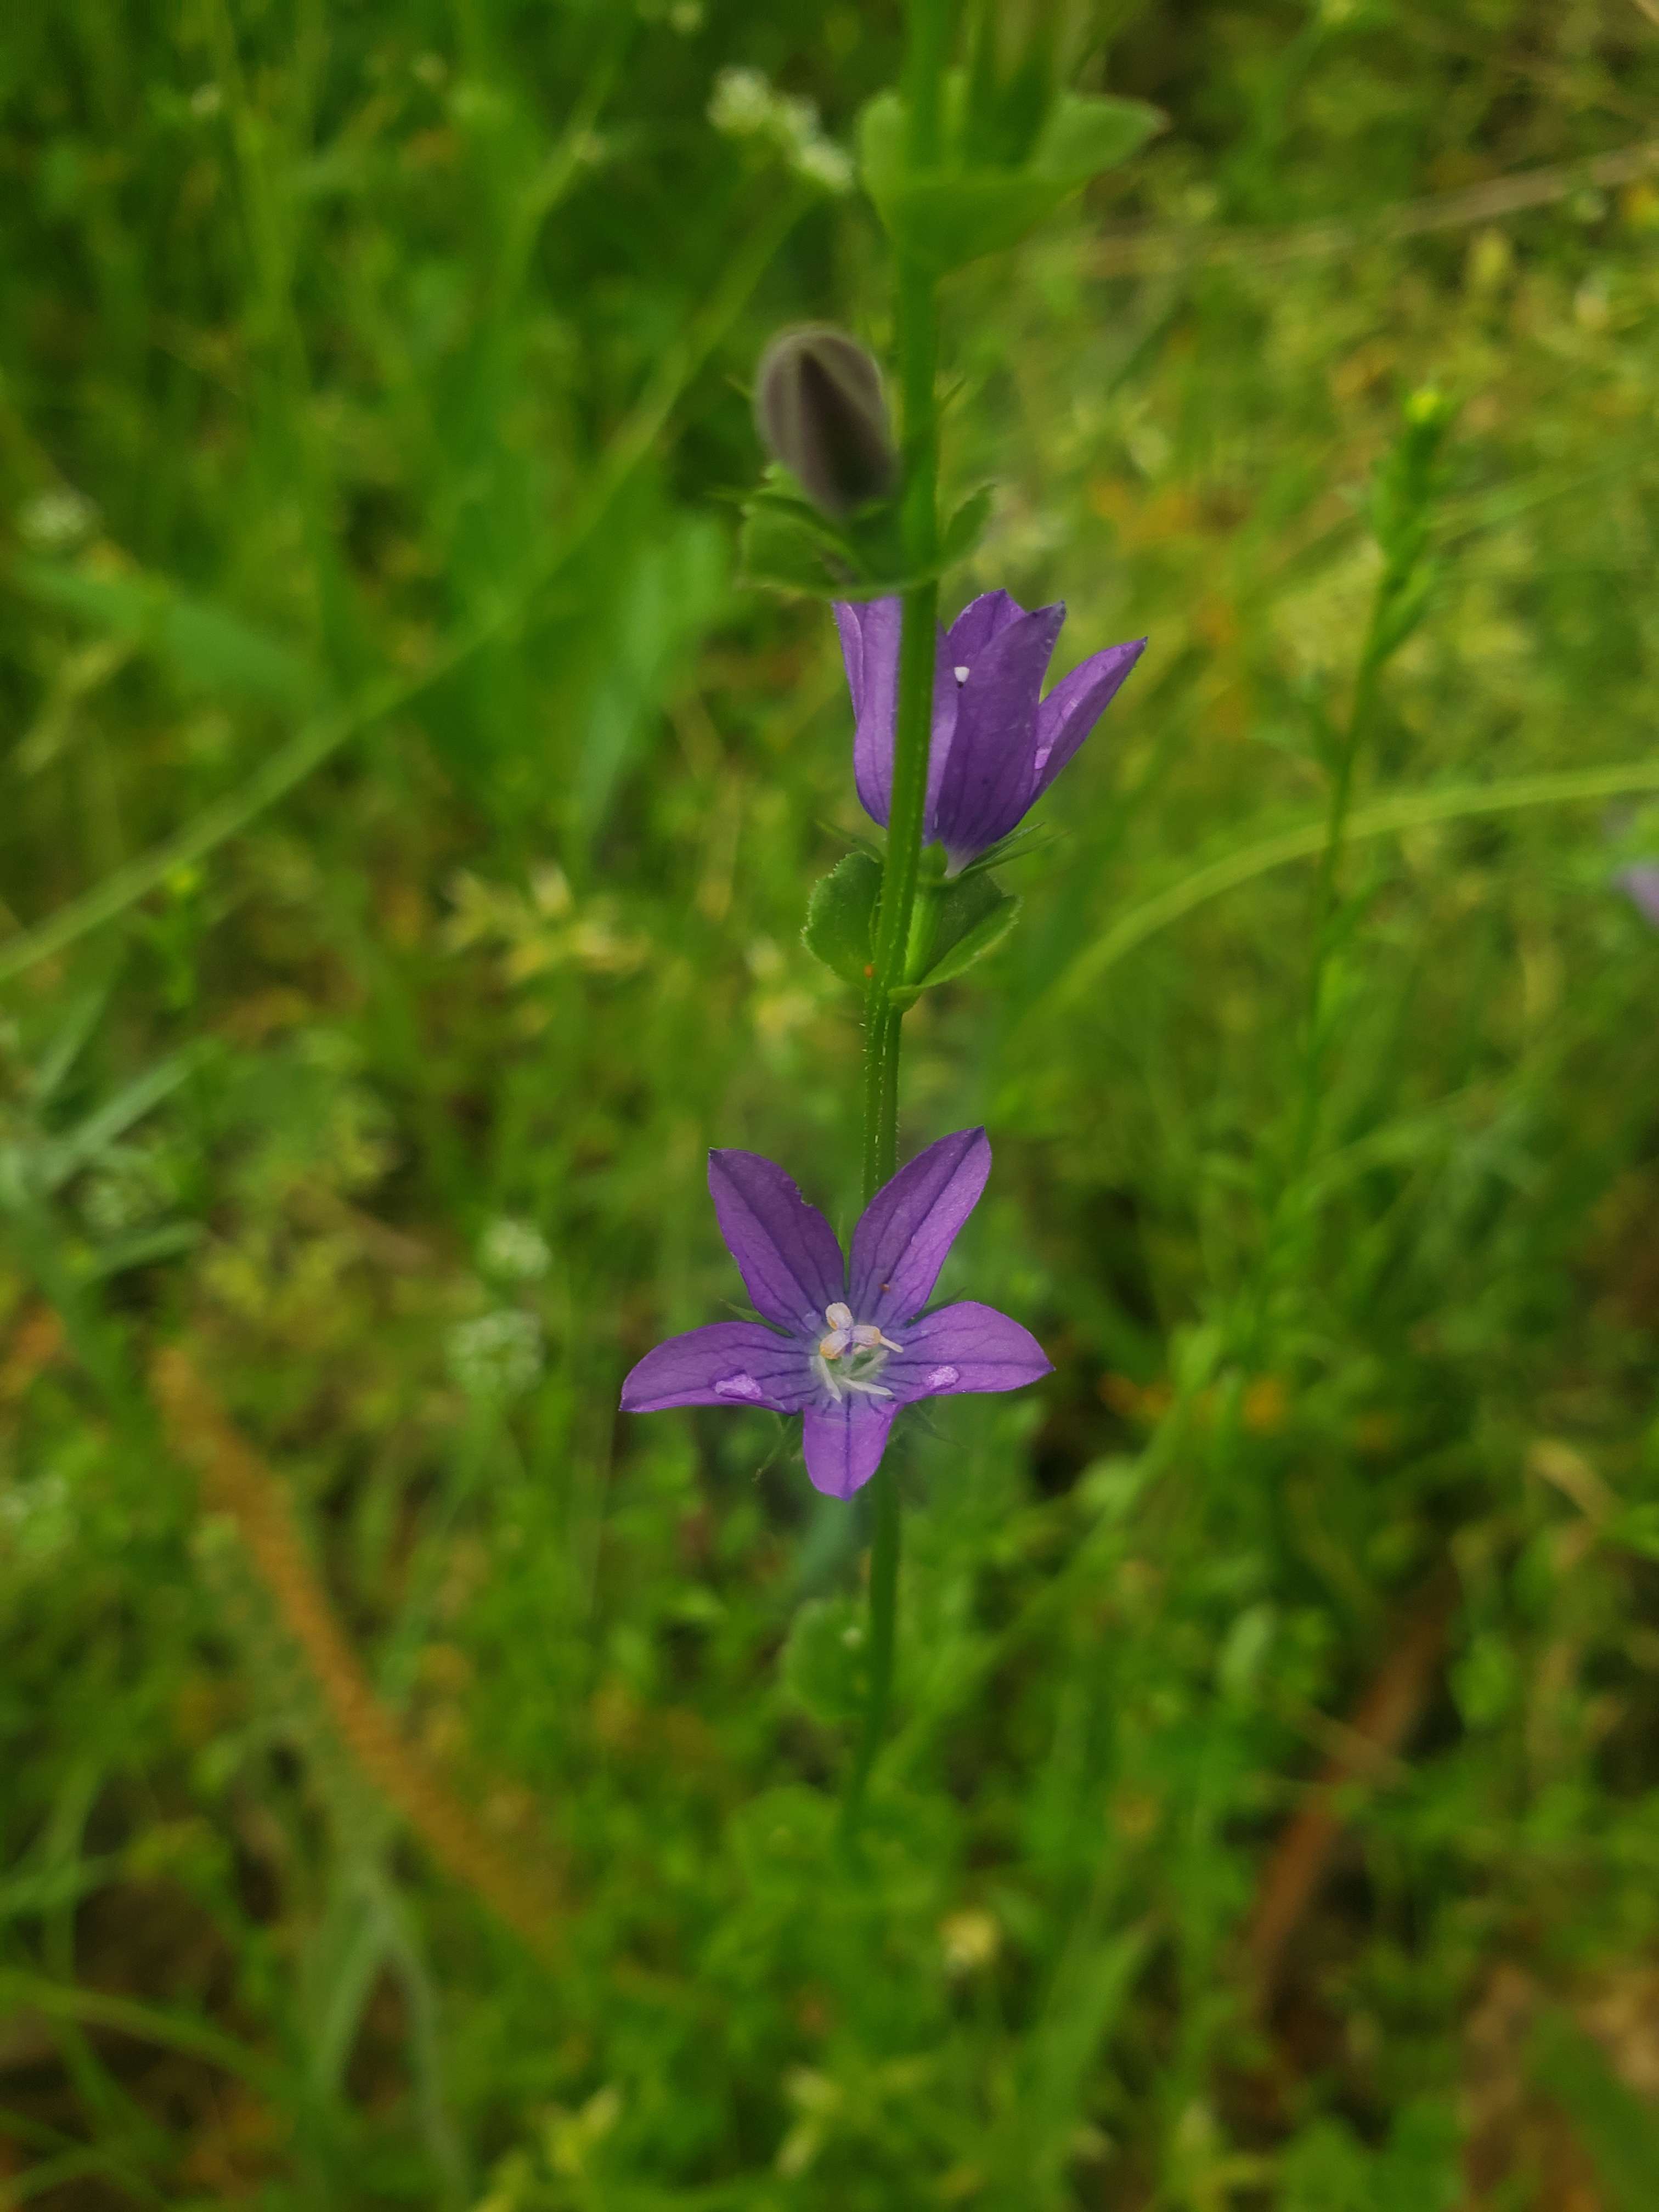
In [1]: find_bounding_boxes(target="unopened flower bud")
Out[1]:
[754,326,895,520]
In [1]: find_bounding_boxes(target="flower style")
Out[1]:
[834,591,1146,873]
[619,1128,1051,1498]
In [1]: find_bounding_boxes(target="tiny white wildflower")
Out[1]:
[18,487,98,551]
[447,1310,544,1401]
[477,1217,552,1283]
[708,67,773,137]
[791,138,854,195]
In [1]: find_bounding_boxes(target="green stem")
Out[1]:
[840,1455,901,1842]
[1251,553,1413,1362]
[1284,652,1376,1183]
[844,0,950,1849]
[859,267,941,1200]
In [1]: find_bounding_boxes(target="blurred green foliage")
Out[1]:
[4,2,1659,2207]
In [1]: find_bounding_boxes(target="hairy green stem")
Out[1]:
[845,0,950,1849]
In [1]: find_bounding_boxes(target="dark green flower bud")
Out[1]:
[754,325,896,520]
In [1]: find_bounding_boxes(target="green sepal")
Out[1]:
[950,820,1057,879]
[859,83,1163,273]
[802,851,882,985]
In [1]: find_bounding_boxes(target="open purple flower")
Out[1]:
[834,590,1145,873]
[619,1128,1051,1499]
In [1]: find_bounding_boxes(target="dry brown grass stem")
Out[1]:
[1244,1577,1455,2012]
[1092,138,1659,280]
[152,1345,563,1963]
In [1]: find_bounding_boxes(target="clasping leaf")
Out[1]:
[859,80,1163,274]
[802,851,882,985]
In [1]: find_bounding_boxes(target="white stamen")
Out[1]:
[953,664,969,685]
[811,1303,902,1406]
[812,1353,845,1403]
[851,1323,903,1354]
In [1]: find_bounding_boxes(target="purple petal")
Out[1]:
[833,598,956,832]
[620,1322,815,1413]
[1616,863,1659,928]
[708,1150,847,1332]
[834,598,899,825]
[929,601,1065,869]
[849,1127,991,1327]
[802,1396,896,1499]
[944,589,1029,661]
[1030,638,1146,798]
[884,1301,1052,1403]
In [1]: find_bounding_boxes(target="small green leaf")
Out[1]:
[737,504,860,598]
[857,87,1163,273]
[802,853,881,985]
[922,890,1020,988]
[738,469,975,600]
[856,91,907,224]
[1032,94,1163,189]
[908,871,1022,990]
[938,486,993,569]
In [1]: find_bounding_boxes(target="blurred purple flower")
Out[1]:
[1616,864,1659,928]
[619,1128,1051,1498]
[833,591,1145,873]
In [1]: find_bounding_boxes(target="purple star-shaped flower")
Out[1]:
[833,590,1146,874]
[619,1128,1052,1499]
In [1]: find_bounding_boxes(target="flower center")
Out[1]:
[812,1301,902,1403]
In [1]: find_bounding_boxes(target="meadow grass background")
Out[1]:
[4,2,1659,2206]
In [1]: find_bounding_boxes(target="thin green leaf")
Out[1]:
[41,1048,206,1191]
[12,558,321,712]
